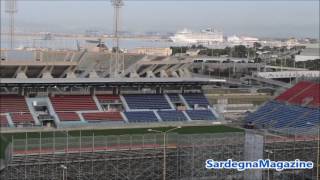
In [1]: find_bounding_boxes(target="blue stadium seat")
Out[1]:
[124,111,159,123]
[157,110,188,121]
[245,101,320,129]
[186,110,216,120]
[291,108,320,128]
[167,94,181,102]
[183,93,210,107]
[123,94,171,109]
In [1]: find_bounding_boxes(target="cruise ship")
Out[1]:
[170,28,224,44]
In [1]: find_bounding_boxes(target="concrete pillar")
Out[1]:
[160,70,168,78]
[42,71,53,79]
[89,71,99,78]
[129,72,140,78]
[244,131,264,180]
[146,71,155,78]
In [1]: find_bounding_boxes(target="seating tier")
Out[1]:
[124,111,158,123]
[123,94,171,110]
[288,84,320,107]
[57,112,80,122]
[50,95,98,111]
[276,81,313,102]
[246,101,320,129]
[158,110,187,121]
[0,95,29,113]
[82,112,123,122]
[11,113,34,125]
[167,94,181,102]
[183,93,210,107]
[186,110,216,120]
[96,95,120,103]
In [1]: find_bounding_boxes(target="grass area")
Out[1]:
[0,135,10,159]
[2,125,243,139]
[207,94,271,106]
[69,125,243,136]
[0,125,243,158]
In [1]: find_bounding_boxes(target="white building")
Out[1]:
[227,35,241,43]
[128,47,172,56]
[295,47,320,62]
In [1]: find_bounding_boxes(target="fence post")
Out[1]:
[24,131,28,179]
[80,130,82,153]
[92,131,95,152]
[11,135,14,159]
[66,130,68,153]
[40,130,42,154]
[53,130,55,153]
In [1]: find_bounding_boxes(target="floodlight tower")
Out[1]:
[5,0,18,49]
[111,0,124,77]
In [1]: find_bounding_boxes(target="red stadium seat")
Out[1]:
[276,81,320,108]
[82,112,123,122]
[50,95,98,111]
[0,95,29,113]
[96,95,120,103]
[11,113,34,125]
[288,84,320,107]
[57,112,80,121]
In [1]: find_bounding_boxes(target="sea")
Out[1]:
[0,35,178,50]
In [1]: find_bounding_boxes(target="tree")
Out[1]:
[170,46,188,55]
[253,42,262,49]
[254,57,262,63]
[232,45,247,58]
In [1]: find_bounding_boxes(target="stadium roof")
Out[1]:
[0,77,226,87]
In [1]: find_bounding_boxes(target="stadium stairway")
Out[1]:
[0,114,14,128]
[182,111,192,121]
[157,110,189,122]
[153,110,163,122]
[182,93,210,108]
[42,97,61,126]
[209,107,220,119]
[178,94,191,109]
[92,95,104,111]
[120,95,131,111]
[164,94,176,109]
[25,97,45,125]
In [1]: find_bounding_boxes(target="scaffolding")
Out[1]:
[0,130,318,180]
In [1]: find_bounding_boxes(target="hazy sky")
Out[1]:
[1,0,319,38]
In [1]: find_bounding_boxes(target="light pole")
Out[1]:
[317,125,319,180]
[265,149,273,180]
[307,122,319,179]
[60,164,67,180]
[148,126,181,180]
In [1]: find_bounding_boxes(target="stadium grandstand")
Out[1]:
[0,79,220,128]
[245,81,320,134]
[0,50,319,180]
[0,0,319,178]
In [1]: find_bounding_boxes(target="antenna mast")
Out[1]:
[5,0,18,49]
[111,0,124,77]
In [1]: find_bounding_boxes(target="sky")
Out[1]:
[0,0,319,38]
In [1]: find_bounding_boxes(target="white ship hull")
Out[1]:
[170,28,224,44]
